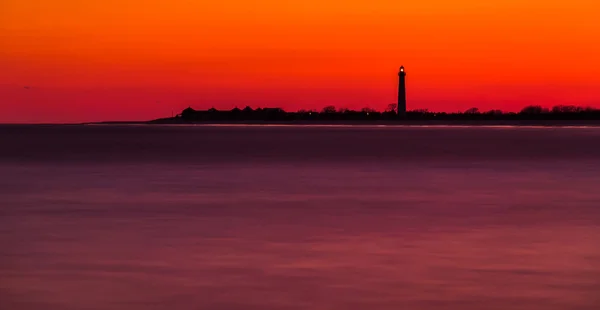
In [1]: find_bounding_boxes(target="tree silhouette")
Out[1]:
[361,107,376,113]
[386,103,397,113]
[168,103,600,123]
[521,105,546,114]
[322,105,336,113]
[464,107,480,114]
[484,109,504,115]
[552,105,584,113]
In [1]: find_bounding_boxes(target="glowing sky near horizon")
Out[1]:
[1,0,599,122]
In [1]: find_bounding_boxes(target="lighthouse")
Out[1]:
[398,66,407,116]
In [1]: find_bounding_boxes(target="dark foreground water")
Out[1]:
[1,125,600,310]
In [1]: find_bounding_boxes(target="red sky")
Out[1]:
[1,0,599,123]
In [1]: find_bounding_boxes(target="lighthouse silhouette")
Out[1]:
[398,66,407,116]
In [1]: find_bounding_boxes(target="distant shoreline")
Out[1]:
[4,119,600,127]
[83,119,600,127]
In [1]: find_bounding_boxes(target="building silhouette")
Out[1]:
[398,66,407,116]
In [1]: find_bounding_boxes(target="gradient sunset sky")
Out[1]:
[1,0,599,123]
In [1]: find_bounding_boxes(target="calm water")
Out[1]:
[1,125,600,310]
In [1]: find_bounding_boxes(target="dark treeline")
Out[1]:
[167,104,600,122]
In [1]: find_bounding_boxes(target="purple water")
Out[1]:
[1,125,600,310]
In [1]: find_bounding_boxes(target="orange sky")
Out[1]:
[1,0,599,122]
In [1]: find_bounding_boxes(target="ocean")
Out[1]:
[1,124,599,310]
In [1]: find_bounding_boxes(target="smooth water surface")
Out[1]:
[1,125,599,310]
